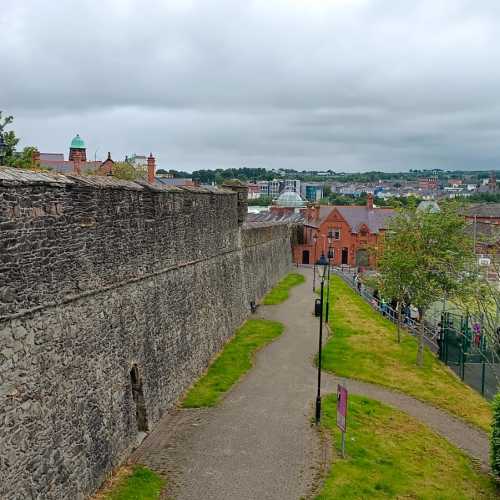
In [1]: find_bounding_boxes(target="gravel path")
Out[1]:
[132,267,490,499]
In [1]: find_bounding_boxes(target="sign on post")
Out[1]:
[336,384,348,457]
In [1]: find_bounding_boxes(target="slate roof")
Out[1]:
[39,153,64,161]
[463,204,500,218]
[38,160,102,174]
[335,206,395,234]
[248,205,395,233]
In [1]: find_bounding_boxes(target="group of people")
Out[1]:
[352,272,420,324]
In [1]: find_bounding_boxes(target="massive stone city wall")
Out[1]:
[0,168,292,500]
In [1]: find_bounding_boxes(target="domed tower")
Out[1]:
[69,134,87,161]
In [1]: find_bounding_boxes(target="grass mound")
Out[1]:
[316,395,496,499]
[323,276,492,431]
[182,319,284,407]
[97,466,164,500]
[262,273,305,305]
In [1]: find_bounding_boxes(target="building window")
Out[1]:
[328,229,341,240]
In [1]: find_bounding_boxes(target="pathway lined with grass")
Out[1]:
[132,268,492,499]
[132,270,325,499]
[317,395,496,499]
[182,319,284,407]
[261,272,305,305]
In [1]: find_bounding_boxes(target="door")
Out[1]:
[341,247,349,265]
[302,250,310,264]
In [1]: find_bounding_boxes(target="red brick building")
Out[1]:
[292,194,395,269]
[419,177,438,190]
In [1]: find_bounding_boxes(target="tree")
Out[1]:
[6,146,38,169]
[0,111,19,162]
[378,204,476,365]
[112,162,143,181]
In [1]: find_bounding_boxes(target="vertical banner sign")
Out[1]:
[336,384,348,458]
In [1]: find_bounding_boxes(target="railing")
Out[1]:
[331,267,439,351]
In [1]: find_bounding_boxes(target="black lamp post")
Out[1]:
[326,244,333,323]
[312,233,318,291]
[315,253,329,424]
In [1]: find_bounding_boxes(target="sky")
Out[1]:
[2,0,500,172]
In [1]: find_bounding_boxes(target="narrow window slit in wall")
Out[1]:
[130,364,148,432]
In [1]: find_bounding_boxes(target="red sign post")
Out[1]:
[336,384,348,457]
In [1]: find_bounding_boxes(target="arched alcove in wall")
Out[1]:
[130,364,148,432]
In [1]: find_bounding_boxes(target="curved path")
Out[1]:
[132,267,489,500]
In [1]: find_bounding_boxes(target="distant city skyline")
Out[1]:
[4,1,500,172]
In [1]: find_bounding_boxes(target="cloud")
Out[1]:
[2,0,500,171]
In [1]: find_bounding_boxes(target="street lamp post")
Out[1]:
[315,253,329,424]
[326,244,333,323]
[312,233,318,291]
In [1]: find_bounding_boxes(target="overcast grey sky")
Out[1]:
[2,0,500,172]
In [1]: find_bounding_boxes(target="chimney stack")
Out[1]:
[73,150,82,175]
[367,192,374,210]
[32,149,40,169]
[147,153,156,184]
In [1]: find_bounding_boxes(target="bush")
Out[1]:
[492,393,500,477]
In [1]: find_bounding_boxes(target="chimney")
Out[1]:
[147,153,156,184]
[367,192,374,210]
[73,150,82,175]
[32,149,40,169]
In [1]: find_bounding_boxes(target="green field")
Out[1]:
[182,319,284,407]
[323,276,492,431]
[261,273,305,305]
[316,395,496,499]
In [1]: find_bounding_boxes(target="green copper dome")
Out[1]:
[70,134,85,149]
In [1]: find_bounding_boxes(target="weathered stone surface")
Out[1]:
[0,169,292,500]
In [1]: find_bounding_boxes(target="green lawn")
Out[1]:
[316,395,497,499]
[97,466,165,500]
[182,319,284,407]
[261,273,305,305]
[323,276,492,431]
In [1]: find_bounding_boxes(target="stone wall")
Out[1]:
[0,168,293,500]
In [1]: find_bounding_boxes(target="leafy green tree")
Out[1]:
[6,146,38,169]
[112,162,143,181]
[378,204,476,365]
[0,111,20,162]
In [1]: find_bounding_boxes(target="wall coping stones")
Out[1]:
[0,166,73,187]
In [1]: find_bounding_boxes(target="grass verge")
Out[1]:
[94,465,165,500]
[262,273,305,305]
[316,394,497,499]
[323,276,492,431]
[182,319,284,407]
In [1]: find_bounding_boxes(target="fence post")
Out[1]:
[460,346,465,381]
[481,361,486,396]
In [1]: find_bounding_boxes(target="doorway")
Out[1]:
[341,247,349,265]
[130,364,148,432]
[302,250,310,265]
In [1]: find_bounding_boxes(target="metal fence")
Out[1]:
[332,267,500,400]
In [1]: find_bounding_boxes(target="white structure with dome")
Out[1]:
[275,190,306,208]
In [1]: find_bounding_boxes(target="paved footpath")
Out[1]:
[132,268,490,499]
